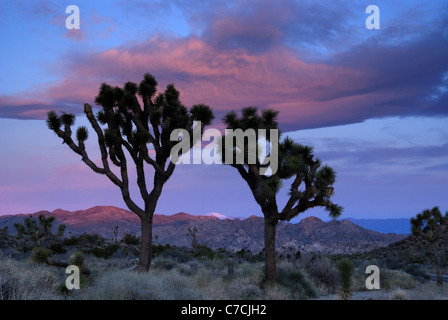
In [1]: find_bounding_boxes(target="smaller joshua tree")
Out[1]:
[186,227,199,249]
[14,214,66,246]
[411,206,448,286]
[113,225,119,243]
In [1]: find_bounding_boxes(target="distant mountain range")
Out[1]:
[0,206,407,254]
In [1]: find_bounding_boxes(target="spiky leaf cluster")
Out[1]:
[46,73,214,223]
[14,214,63,243]
[411,206,448,242]
[221,107,342,223]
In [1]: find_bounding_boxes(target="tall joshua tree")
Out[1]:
[220,107,342,283]
[47,73,214,272]
[411,206,447,286]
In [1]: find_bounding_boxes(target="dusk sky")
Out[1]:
[1,0,447,221]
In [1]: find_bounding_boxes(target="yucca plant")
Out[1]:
[68,251,85,269]
[31,247,52,264]
[337,258,354,300]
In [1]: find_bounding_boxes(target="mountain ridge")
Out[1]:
[0,206,407,254]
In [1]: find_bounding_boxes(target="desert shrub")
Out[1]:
[276,268,317,299]
[337,258,354,300]
[78,269,203,300]
[79,233,103,244]
[403,264,431,282]
[50,243,67,255]
[192,245,220,260]
[121,233,140,245]
[304,256,338,293]
[68,251,85,267]
[63,237,79,246]
[235,248,252,260]
[152,257,177,270]
[381,269,418,290]
[89,244,119,259]
[178,261,199,276]
[0,258,60,300]
[159,248,192,263]
[31,247,52,264]
[392,289,407,300]
[152,243,172,257]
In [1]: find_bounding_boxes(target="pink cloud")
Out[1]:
[1,27,445,131]
[65,29,84,42]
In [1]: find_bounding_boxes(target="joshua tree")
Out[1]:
[14,214,65,246]
[47,73,214,272]
[113,225,119,243]
[186,227,199,249]
[220,107,342,283]
[411,206,447,286]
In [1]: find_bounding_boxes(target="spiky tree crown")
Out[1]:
[221,107,342,222]
[46,73,214,219]
[411,206,448,242]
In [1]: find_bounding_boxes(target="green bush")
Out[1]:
[50,243,67,254]
[192,245,221,260]
[152,258,177,270]
[121,233,140,245]
[152,244,172,257]
[89,244,119,259]
[63,237,79,246]
[305,256,338,293]
[159,248,193,263]
[69,251,86,267]
[276,269,317,299]
[31,247,52,264]
[79,233,105,245]
[337,258,354,300]
[404,264,431,282]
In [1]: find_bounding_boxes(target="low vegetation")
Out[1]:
[1,226,447,300]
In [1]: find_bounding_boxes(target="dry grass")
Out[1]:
[0,258,61,300]
[1,253,447,300]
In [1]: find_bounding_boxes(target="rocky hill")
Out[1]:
[0,206,407,255]
[358,228,448,265]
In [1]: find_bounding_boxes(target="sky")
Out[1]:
[0,0,447,221]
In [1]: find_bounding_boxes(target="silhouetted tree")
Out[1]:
[47,73,214,272]
[220,107,342,283]
[186,227,199,249]
[411,206,447,286]
[14,214,65,245]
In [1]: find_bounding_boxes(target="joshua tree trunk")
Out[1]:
[138,176,164,272]
[264,218,277,284]
[139,215,153,273]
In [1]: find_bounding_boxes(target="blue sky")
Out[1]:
[0,0,447,221]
